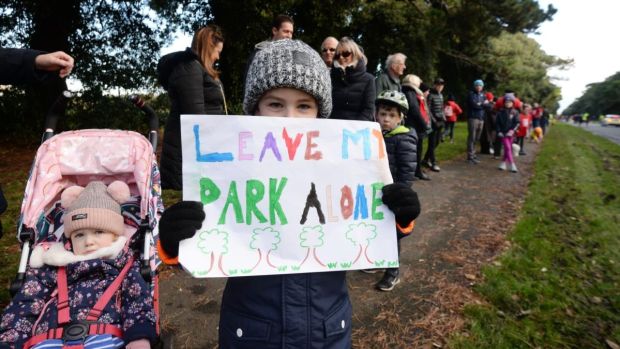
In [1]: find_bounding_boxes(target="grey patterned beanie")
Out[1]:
[244,39,332,118]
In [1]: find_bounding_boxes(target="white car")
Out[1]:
[601,114,620,127]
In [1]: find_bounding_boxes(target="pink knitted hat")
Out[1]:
[61,181,130,238]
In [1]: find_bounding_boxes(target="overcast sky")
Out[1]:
[161,1,620,113]
[531,0,620,111]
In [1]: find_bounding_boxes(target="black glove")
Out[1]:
[382,183,421,227]
[159,201,205,258]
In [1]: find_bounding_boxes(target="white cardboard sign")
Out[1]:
[179,115,398,277]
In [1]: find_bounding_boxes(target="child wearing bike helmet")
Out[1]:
[367,90,419,291]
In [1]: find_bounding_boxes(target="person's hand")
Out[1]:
[382,183,421,227]
[497,132,504,138]
[125,339,150,349]
[159,201,205,258]
[34,51,74,78]
[507,130,514,137]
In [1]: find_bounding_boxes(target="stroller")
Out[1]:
[5,92,163,348]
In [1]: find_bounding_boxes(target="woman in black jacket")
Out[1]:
[157,25,226,190]
[402,74,432,180]
[329,37,375,121]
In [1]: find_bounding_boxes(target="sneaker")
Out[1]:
[498,162,507,171]
[489,148,494,155]
[519,151,527,156]
[360,269,380,274]
[510,163,518,173]
[431,164,440,172]
[468,158,480,164]
[376,273,401,291]
[416,172,431,181]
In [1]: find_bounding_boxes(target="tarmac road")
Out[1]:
[568,121,620,145]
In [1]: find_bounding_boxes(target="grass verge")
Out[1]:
[436,121,468,163]
[449,123,620,348]
[0,143,36,309]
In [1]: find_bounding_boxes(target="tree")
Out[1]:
[564,72,620,116]
[475,32,570,112]
[0,0,175,136]
[1,0,560,137]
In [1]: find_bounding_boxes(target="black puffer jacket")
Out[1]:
[0,48,51,85]
[157,48,225,190]
[427,88,445,129]
[384,125,418,185]
[496,107,520,134]
[329,60,376,121]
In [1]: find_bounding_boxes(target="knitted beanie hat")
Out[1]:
[504,93,515,102]
[243,39,332,118]
[61,181,130,238]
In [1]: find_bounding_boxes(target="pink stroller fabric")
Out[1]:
[20,129,156,237]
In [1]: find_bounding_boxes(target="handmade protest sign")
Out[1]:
[178,115,398,278]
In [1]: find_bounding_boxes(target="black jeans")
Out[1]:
[444,122,455,141]
[423,126,443,165]
[415,132,425,176]
[517,136,525,153]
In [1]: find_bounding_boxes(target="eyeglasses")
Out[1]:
[322,48,336,53]
[335,51,352,59]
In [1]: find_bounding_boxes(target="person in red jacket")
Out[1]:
[494,91,522,111]
[516,103,532,155]
[442,94,463,143]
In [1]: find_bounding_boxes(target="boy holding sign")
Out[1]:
[156,39,420,348]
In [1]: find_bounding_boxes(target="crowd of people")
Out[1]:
[0,13,552,349]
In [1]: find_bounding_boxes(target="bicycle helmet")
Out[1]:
[376,90,409,115]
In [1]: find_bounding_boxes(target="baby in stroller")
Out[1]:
[0,181,156,349]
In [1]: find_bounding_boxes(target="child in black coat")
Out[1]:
[370,90,420,291]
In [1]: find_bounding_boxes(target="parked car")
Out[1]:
[601,114,620,127]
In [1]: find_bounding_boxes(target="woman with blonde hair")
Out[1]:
[157,25,227,190]
[329,36,376,121]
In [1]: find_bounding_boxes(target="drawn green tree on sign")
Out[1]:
[248,227,282,270]
[298,225,326,267]
[197,229,229,275]
[345,222,378,265]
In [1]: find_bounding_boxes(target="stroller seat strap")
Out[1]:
[22,323,123,349]
[86,256,134,321]
[57,255,134,324]
[22,256,135,348]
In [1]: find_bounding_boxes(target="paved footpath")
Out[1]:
[159,140,541,348]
